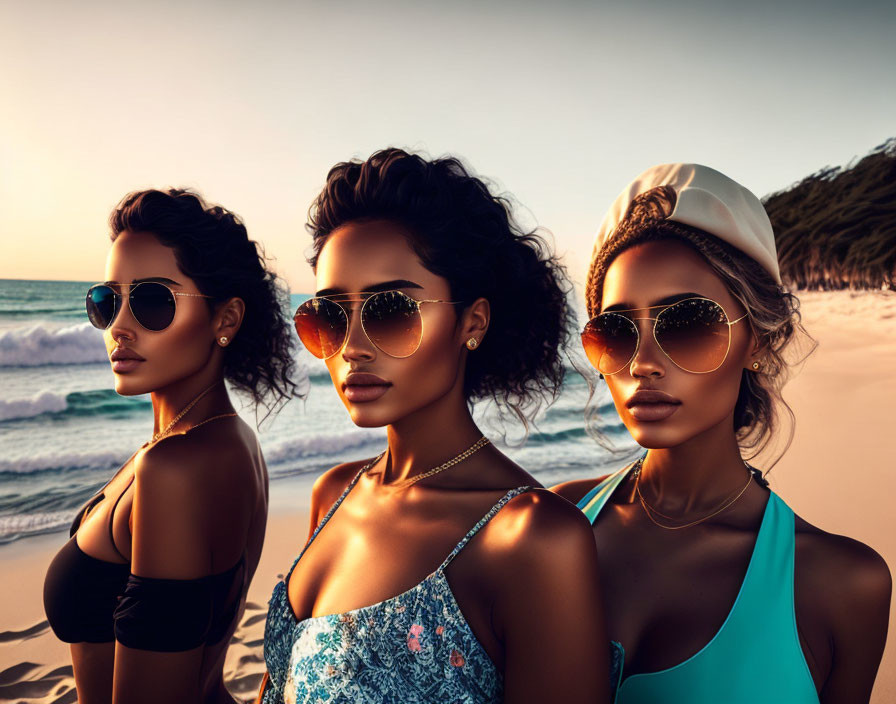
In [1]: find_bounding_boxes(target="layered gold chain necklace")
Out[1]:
[373,436,491,489]
[632,456,755,530]
[143,381,237,448]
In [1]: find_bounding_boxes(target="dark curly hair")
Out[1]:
[586,186,815,468]
[109,188,301,420]
[306,148,573,431]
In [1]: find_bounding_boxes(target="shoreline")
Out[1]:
[0,472,316,704]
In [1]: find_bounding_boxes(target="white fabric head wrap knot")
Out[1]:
[594,163,781,284]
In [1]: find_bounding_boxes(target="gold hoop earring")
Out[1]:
[219,336,229,346]
[466,338,478,350]
[751,361,760,371]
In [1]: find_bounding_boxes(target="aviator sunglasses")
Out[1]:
[294,290,461,359]
[86,282,212,332]
[581,297,748,375]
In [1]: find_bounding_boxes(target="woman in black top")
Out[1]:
[43,189,298,704]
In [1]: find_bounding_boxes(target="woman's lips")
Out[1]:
[111,358,144,373]
[628,403,680,422]
[110,349,145,374]
[626,389,681,422]
[343,373,392,403]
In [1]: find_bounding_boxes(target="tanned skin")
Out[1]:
[257,220,610,704]
[553,239,891,703]
[69,230,268,704]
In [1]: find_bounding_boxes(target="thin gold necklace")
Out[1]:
[176,412,238,435]
[632,456,754,530]
[145,381,221,447]
[376,436,491,489]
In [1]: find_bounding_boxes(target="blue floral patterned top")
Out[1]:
[260,457,531,704]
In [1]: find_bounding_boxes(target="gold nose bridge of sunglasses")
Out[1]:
[93,282,211,300]
[302,291,461,316]
[302,291,417,321]
[593,297,746,328]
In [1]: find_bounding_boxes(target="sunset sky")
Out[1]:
[1,0,893,293]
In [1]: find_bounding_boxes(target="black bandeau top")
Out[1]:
[43,484,246,651]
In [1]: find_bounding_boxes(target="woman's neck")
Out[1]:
[637,414,752,514]
[379,391,484,485]
[150,374,230,439]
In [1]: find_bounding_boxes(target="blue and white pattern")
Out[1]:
[261,459,529,704]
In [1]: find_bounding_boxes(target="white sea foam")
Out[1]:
[262,428,386,466]
[0,510,74,541]
[0,428,386,475]
[0,390,68,421]
[0,448,126,474]
[0,321,106,366]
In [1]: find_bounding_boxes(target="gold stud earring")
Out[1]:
[466,338,478,350]
[751,361,760,371]
[219,336,229,346]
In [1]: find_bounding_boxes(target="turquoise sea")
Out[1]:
[0,279,634,544]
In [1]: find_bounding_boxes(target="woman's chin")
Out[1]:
[346,406,393,429]
[627,424,689,450]
[113,376,151,397]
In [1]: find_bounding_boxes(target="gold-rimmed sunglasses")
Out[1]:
[293,290,462,359]
[581,297,748,375]
[86,282,212,332]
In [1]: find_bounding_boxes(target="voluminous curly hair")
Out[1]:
[586,186,815,466]
[307,147,574,431]
[110,188,301,420]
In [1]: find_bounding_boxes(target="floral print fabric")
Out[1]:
[261,475,531,704]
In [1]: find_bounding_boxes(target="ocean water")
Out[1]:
[0,279,635,545]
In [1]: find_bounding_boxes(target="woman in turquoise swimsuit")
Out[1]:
[553,164,891,703]
[257,149,611,703]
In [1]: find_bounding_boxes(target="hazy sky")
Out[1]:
[1,0,894,292]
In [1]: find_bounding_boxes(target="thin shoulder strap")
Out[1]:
[284,453,384,580]
[108,474,137,562]
[576,457,641,525]
[82,443,144,508]
[437,486,532,572]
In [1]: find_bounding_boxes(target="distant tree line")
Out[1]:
[763,138,895,290]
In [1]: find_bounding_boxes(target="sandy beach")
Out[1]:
[762,290,896,703]
[1,289,894,703]
[0,495,312,704]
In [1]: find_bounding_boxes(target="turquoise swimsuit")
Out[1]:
[578,463,820,703]
[261,462,530,704]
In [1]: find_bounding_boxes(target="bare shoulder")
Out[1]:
[309,457,378,523]
[794,513,892,606]
[132,430,245,577]
[137,417,255,490]
[476,488,604,640]
[482,488,597,566]
[135,433,211,498]
[550,476,611,505]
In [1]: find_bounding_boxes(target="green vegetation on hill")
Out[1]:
[763,138,896,290]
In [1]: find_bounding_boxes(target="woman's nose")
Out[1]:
[108,292,138,339]
[340,305,375,362]
[628,317,666,378]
